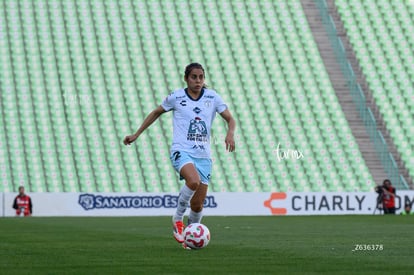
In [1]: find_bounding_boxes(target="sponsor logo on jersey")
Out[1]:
[187,117,208,143]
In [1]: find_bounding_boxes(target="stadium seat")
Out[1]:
[0,0,379,193]
[336,0,414,183]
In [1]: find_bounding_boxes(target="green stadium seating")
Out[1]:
[0,0,378,193]
[336,0,414,186]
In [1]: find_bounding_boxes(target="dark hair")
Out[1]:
[383,179,391,185]
[184,63,207,88]
[184,63,205,78]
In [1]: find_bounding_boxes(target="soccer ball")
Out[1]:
[183,223,210,249]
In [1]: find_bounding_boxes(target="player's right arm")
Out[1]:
[123,106,166,145]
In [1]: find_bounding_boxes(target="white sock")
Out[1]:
[173,185,195,221]
[189,209,203,224]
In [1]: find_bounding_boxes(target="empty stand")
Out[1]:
[335,0,413,186]
[0,0,376,193]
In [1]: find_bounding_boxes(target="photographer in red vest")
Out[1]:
[381,179,396,214]
[12,186,33,217]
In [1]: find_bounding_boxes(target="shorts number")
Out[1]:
[172,151,181,161]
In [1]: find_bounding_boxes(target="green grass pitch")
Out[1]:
[0,216,413,274]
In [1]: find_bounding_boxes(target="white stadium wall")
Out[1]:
[2,191,414,217]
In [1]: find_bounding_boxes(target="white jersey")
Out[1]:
[161,88,227,158]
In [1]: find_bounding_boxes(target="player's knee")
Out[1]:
[186,180,200,191]
[190,201,203,213]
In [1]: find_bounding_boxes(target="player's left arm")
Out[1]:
[220,109,236,152]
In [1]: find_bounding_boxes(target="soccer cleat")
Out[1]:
[182,242,192,250]
[172,219,185,243]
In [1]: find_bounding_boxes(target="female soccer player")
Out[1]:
[124,63,236,244]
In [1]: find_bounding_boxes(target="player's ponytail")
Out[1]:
[184,63,207,88]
